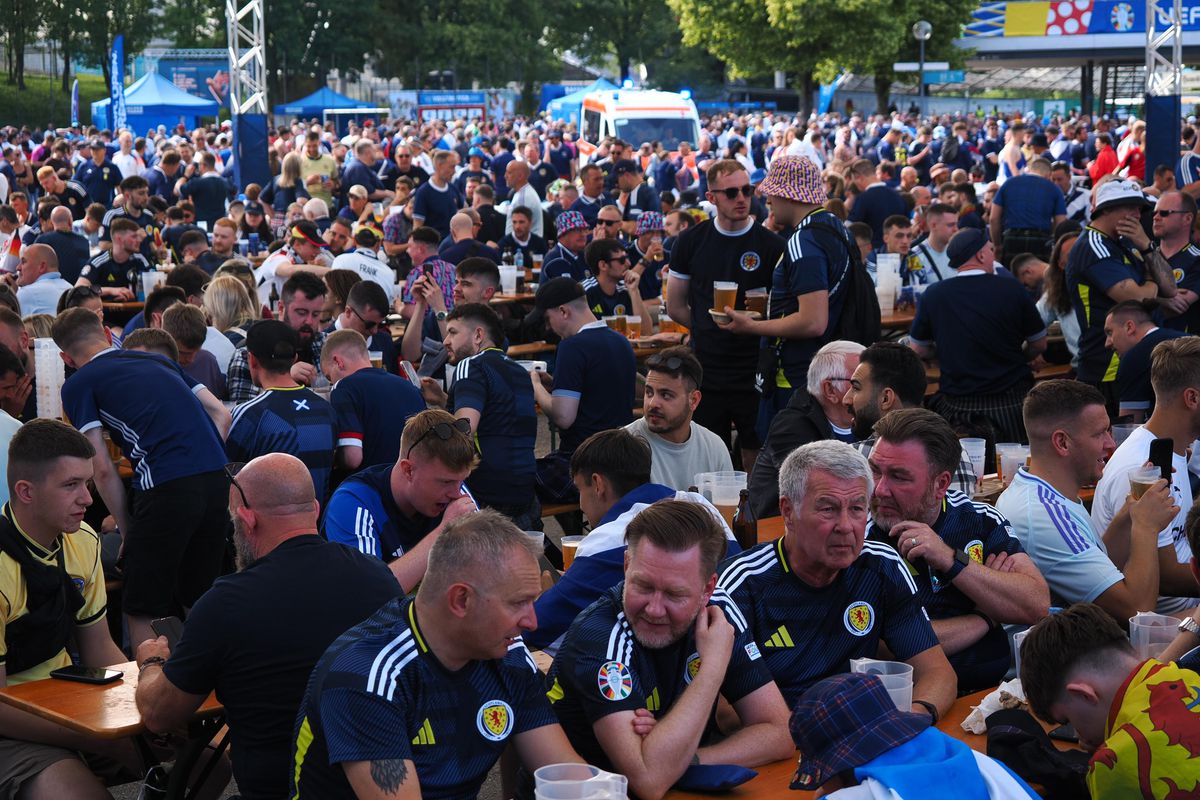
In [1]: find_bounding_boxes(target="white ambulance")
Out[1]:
[575,89,701,167]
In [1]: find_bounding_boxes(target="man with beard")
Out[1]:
[323,409,478,592]
[134,453,400,800]
[548,501,793,800]
[419,303,539,529]
[224,321,337,503]
[623,347,732,491]
[865,409,1049,692]
[292,510,583,800]
[842,342,976,496]
[227,272,330,403]
[100,175,162,262]
[718,440,956,712]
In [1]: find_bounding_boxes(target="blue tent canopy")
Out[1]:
[546,79,618,126]
[273,87,374,117]
[91,71,220,133]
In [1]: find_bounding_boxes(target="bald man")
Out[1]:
[15,243,72,316]
[440,211,502,265]
[506,159,544,238]
[133,453,401,800]
[32,206,90,283]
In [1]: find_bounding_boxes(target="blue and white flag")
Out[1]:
[70,78,79,127]
[109,35,127,131]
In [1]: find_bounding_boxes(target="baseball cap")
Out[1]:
[612,159,640,177]
[946,228,990,270]
[89,139,106,149]
[526,277,585,324]
[244,201,265,216]
[246,319,300,364]
[348,184,369,200]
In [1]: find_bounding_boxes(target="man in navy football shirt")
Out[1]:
[292,510,582,799]
[421,302,539,529]
[323,329,425,471]
[225,320,337,503]
[865,409,1050,692]
[323,409,477,591]
[718,440,957,713]
[527,278,637,504]
[53,307,232,646]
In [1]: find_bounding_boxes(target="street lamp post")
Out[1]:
[913,20,932,117]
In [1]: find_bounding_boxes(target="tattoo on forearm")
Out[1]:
[370,759,408,794]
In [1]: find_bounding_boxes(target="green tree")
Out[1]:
[158,0,226,49]
[75,0,157,90]
[2,0,39,88]
[547,0,680,83]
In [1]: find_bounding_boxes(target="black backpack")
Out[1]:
[940,136,960,165]
[807,220,881,347]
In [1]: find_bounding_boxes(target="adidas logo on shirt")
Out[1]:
[763,625,794,648]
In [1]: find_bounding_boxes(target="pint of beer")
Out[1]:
[1129,466,1161,500]
[712,281,738,314]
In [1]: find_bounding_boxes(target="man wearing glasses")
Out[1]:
[325,280,400,375]
[1154,190,1200,332]
[323,409,478,592]
[665,159,785,472]
[581,238,646,320]
[593,205,625,244]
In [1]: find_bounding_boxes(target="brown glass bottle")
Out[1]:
[731,489,756,550]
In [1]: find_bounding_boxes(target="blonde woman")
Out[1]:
[260,152,310,231]
[204,275,260,348]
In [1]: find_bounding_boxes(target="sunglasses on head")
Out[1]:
[646,354,684,371]
[405,418,472,460]
[716,185,754,200]
[225,462,250,509]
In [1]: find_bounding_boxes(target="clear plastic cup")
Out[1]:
[1129,612,1178,659]
[961,438,987,485]
[499,266,518,294]
[1128,466,1162,500]
[849,658,913,711]
[1111,424,1138,447]
[712,281,738,313]
[625,315,641,340]
[875,284,895,316]
[534,764,627,800]
[1013,629,1029,676]
[560,536,584,570]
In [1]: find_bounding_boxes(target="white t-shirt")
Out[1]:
[996,467,1124,606]
[1091,425,1198,614]
[254,249,297,308]
[505,184,544,238]
[203,327,236,376]
[624,417,733,492]
[331,248,396,302]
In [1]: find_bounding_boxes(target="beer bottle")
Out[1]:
[732,489,756,550]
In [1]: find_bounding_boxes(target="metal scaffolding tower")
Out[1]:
[225,0,270,187]
[1145,0,1183,179]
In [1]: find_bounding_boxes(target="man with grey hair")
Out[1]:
[291,509,583,799]
[718,440,957,716]
[133,453,400,800]
[749,340,864,519]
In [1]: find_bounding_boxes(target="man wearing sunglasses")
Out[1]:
[581,238,646,320]
[1153,190,1200,333]
[326,280,399,375]
[324,409,478,592]
[666,159,785,471]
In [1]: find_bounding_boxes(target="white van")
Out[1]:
[576,89,701,166]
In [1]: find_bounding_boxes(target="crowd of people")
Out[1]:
[0,103,1199,800]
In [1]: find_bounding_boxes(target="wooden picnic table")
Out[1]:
[490,291,537,305]
[0,661,222,740]
[666,686,1075,800]
[101,301,145,312]
[880,309,915,331]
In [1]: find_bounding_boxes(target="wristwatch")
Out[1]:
[1179,615,1200,638]
[938,548,971,583]
[434,311,448,321]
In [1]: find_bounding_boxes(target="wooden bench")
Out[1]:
[507,341,557,358]
[541,503,581,518]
